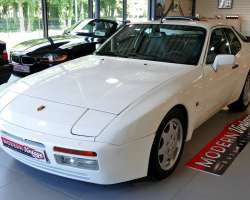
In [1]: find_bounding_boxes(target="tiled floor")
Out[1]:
[0,76,249,200]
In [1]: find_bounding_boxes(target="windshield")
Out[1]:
[69,20,93,34]
[96,24,206,65]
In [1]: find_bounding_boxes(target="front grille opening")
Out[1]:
[21,56,36,65]
[11,54,36,65]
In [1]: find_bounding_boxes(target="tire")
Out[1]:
[148,108,187,180]
[228,72,250,112]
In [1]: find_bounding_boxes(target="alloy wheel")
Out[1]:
[157,118,183,171]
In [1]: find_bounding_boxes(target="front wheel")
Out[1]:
[148,108,186,180]
[228,72,250,112]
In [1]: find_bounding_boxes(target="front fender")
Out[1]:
[95,90,194,146]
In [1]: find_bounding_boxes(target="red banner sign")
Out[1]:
[186,114,250,176]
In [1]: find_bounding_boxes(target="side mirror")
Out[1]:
[212,55,236,71]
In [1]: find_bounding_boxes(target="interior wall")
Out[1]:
[196,0,250,35]
[164,0,192,16]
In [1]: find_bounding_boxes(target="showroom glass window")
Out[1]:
[127,0,148,22]
[47,0,88,36]
[100,0,123,20]
[206,29,230,64]
[224,28,241,55]
[0,0,43,51]
[96,24,206,65]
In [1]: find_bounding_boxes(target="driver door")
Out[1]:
[199,28,238,122]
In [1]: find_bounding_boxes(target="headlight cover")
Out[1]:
[72,109,116,137]
[40,53,68,64]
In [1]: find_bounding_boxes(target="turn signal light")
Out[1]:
[53,147,97,157]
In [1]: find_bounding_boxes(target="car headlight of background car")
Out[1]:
[40,53,68,64]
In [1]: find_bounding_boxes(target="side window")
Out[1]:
[206,29,230,64]
[105,22,117,36]
[80,21,95,34]
[94,21,107,37]
[224,28,241,55]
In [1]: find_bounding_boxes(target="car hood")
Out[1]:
[8,55,191,115]
[11,35,90,54]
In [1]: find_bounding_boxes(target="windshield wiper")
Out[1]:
[96,52,118,57]
[126,53,155,60]
[126,53,174,63]
[126,52,138,57]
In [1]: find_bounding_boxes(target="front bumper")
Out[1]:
[0,120,154,185]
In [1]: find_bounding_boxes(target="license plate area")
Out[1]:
[13,64,30,73]
[1,136,48,163]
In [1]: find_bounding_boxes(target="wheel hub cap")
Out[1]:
[158,118,183,171]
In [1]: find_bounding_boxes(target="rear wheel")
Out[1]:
[228,72,250,112]
[148,108,186,180]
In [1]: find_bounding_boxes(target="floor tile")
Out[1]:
[173,189,212,200]
[185,108,246,157]
[0,177,74,200]
[178,144,250,200]
[0,165,24,188]
[14,157,196,200]
[0,152,28,176]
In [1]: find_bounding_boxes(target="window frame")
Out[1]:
[232,27,249,42]
[223,27,242,55]
[205,27,231,65]
[96,24,208,66]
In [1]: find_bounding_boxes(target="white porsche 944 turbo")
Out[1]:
[0,19,250,185]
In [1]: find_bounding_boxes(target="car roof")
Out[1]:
[129,20,231,30]
[86,18,118,24]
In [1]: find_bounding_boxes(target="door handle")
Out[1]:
[232,64,239,69]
